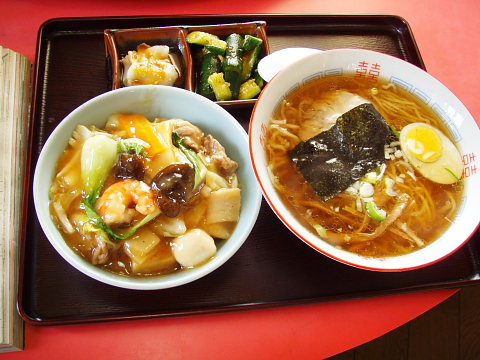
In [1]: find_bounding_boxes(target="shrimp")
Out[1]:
[96,179,158,225]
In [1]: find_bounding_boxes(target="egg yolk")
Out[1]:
[405,125,443,163]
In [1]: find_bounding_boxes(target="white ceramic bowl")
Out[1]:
[250,49,480,271]
[34,85,262,289]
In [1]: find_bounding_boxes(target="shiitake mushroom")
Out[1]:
[151,163,196,217]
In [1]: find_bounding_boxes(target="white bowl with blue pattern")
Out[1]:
[250,49,480,271]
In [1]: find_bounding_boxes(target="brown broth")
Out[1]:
[49,117,241,277]
[266,76,464,257]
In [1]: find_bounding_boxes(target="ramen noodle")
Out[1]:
[265,75,464,257]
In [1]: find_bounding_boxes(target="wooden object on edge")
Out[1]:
[0,45,29,352]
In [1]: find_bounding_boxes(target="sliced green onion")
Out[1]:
[314,224,327,238]
[365,201,387,222]
[445,167,462,183]
[364,172,377,184]
[376,163,387,181]
[390,125,400,138]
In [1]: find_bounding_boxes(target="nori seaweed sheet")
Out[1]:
[288,103,394,201]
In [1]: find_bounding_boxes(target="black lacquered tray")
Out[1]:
[18,14,480,325]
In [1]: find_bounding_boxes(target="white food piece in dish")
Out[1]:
[121,44,179,87]
[399,122,463,184]
[172,229,217,268]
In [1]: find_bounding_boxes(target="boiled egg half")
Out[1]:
[399,123,463,184]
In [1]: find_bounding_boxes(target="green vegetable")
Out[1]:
[390,125,400,138]
[238,78,262,100]
[199,52,222,99]
[223,33,244,73]
[365,201,387,222]
[117,138,148,155]
[243,34,263,51]
[188,30,265,101]
[222,34,244,98]
[242,45,261,81]
[172,131,207,191]
[207,72,233,101]
[224,70,241,99]
[445,167,462,183]
[81,135,118,196]
[314,224,327,238]
[82,197,160,241]
[254,69,264,88]
[186,31,227,55]
[364,171,377,184]
[82,221,117,246]
[80,133,159,241]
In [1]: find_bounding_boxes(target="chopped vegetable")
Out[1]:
[254,69,264,88]
[445,167,462,182]
[242,45,261,81]
[82,196,160,241]
[223,33,244,73]
[385,177,398,196]
[172,131,207,192]
[207,72,233,101]
[83,221,115,246]
[223,34,244,98]
[365,201,387,222]
[199,51,222,99]
[117,138,149,155]
[390,125,400,138]
[187,30,264,101]
[314,224,327,238]
[81,135,118,196]
[364,171,377,184]
[119,114,168,155]
[377,163,387,180]
[239,78,262,100]
[224,70,241,99]
[358,181,374,198]
[243,34,263,51]
[186,31,227,55]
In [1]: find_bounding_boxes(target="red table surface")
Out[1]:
[1,0,479,359]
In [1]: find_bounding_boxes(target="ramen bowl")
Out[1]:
[34,85,262,289]
[250,49,480,271]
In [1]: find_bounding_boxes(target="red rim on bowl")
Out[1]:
[249,49,480,272]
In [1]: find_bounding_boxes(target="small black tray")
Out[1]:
[19,14,480,325]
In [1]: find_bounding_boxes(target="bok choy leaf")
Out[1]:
[172,131,207,191]
[81,135,118,195]
[81,196,160,241]
[117,138,149,156]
